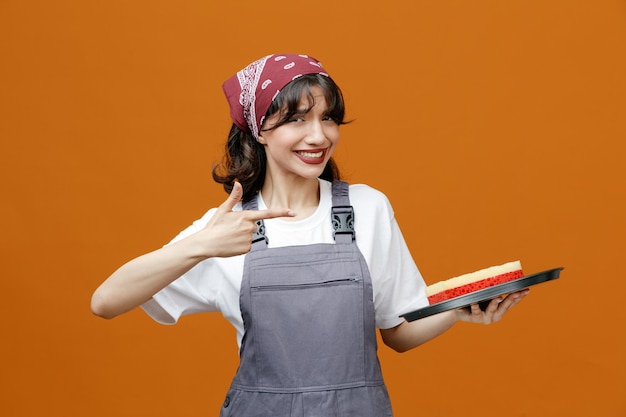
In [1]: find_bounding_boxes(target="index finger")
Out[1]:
[245,208,296,221]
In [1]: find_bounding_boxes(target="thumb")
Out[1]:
[218,181,243,212]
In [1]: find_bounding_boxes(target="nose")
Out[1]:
[304,119,327,145]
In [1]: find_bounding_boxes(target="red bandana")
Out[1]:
[222,54,330,139]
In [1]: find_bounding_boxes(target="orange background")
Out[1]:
[1,1,625,416]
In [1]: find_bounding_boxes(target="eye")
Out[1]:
[289,110,309,123]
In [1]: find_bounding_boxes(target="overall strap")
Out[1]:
[331,181,355,244]
[244,181,356,249]
[242,195,268,250]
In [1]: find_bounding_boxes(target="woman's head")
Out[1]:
[214,54,345,201]
[223,54,338,139]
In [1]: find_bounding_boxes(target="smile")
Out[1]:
[297,150,324,158]
[295,149,326,164]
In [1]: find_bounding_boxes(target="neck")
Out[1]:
[261,175,320,220]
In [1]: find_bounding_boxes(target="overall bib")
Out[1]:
[220,181,393,417]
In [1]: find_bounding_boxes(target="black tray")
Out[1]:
[400,267,563,322]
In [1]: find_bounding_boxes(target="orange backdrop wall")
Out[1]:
[1,1,624,416]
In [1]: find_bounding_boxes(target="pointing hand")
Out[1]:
[200,182,295,258]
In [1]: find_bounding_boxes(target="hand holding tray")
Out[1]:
[400,267,563,322]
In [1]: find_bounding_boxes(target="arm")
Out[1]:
[90,234,211,319]
[90,183,294,319]
[380,289,529,352]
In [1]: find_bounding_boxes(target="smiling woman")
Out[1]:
[91,53,529,417]
[214,70,345,204]
[257,84,341,199]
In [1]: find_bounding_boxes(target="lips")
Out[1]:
[295,149,326,164]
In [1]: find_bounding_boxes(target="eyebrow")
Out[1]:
[295,101,330,115]
[295,106,313,114]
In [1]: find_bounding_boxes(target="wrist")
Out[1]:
[174,232,214,261]
[450,308,463,324]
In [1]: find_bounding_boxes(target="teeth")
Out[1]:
[298,151,323,158]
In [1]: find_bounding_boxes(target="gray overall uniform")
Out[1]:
[220,181,393,417]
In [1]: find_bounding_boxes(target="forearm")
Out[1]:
[91,184,296,320]
[380,310,458,353]
[91,234,208,319]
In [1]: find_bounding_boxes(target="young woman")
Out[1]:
[91,53,528,416]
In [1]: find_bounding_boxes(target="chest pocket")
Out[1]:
[249,255,366,389]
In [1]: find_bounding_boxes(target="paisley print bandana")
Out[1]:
[222,54,330,139]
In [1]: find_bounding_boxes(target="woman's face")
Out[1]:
[258,86,340,182]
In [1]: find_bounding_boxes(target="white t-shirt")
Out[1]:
[142,179,428,347]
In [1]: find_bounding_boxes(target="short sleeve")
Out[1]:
[350,185,428,329]
[140,208,223,324]
[372,217,429,328]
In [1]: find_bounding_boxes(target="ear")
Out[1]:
[257,134,267,145]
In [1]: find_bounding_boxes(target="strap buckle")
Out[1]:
[332,206,355,241]
[252,219,268,244]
